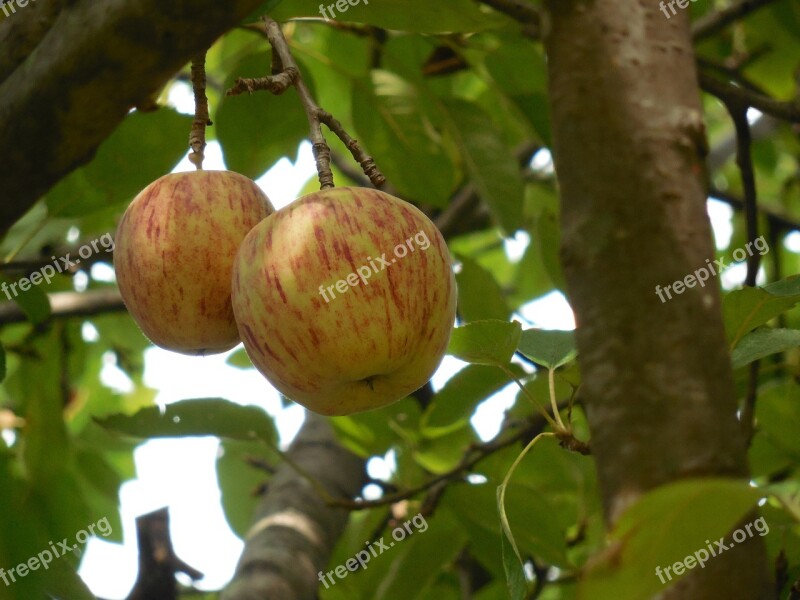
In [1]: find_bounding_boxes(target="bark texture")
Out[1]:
[0,0,264,237]
[542,1,771,597]
[221,413,366,600]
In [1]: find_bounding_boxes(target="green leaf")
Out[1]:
[45,109,191,217]
[226,348,253,369]
[0,343,5,383]
[517,329,577,369]
[352,70,455,206]
[11,283,51,325]
[217,53,314,178]
[455,253,510,322]
[731,327,800,369]
[443,100,525,235]
[414,425,477,474]
[270,0,507,33]
[501,528,530,600]
[447,320,522,366]
[580,478,763,599]
[97,398,278,443]
[723,278,800,347]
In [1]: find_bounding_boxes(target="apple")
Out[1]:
[115,170,273,355]
[231,186,457,416]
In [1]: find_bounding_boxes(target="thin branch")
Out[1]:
[699,71,800,123]
[227,17,385,189]
[326,412,588,511]
[692,0,780,41]
[0,289,125,326]
[477,0,540,33]
[189,53,211,170]
[709,187,800,233]
[726,106,761,286]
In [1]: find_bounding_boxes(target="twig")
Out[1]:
[227,17,385,189]
[709,187,800,233]
[189,53,211,170]
[699,72,800,124]
[325,413,582,511]
[726,105,761,286]
[477,0,540,33]
[719,77,763,443]
[0,289,125,326]
[692,0,780,41]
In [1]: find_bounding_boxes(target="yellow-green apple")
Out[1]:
[115,170,273,355]
[231,186,457,416]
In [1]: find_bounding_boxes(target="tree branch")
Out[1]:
[692,0,780,40]
[699,71,800,123]
[221,413,366,600]
[0,289,125,325]
[0,0,63,83]
[0,0,267,238]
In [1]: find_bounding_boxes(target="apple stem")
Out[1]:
[189,52,211,170]
[226,17,386,190]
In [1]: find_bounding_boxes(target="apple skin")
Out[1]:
[115,170,273,355]
[231,186,457,416]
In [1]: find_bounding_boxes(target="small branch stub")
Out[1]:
[226,17,386,190]
[189,53,212,170]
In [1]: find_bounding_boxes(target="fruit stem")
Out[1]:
[189,52,211,170]
[227,18,386,190]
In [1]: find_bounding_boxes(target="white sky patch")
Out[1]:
[707,198,734,250]
[784,231,800,253]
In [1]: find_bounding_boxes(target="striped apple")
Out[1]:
[231,187,457,416]
[115,170,273,355]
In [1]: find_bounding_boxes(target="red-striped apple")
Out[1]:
[231,187,457,416]
[115,170,273,355]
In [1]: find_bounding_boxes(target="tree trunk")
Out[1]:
[542,1,772,597]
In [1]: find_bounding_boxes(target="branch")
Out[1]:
[227,17,385,190]
[709,187,800,232]
[699,71,800,123]
[692,0,780,41]
[0,0,267,238]
[327,411,587,512]
[0,0,63,83]
[476,0,539,24]
[126,508,203,600]
[0,289,125,325]
[221,413,366,600]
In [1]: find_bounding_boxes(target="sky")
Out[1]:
[71,86,774,598]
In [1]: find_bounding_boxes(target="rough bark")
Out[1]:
[221,413,366,600]
[0,0,265,237]
[542,1,771,598]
